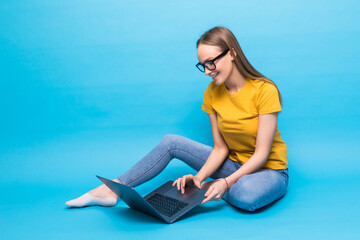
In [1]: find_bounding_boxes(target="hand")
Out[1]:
[201,178,228,204]
[172,174,202,194]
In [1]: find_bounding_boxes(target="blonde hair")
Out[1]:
[196,26,283,106]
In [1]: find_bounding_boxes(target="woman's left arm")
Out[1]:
[225,112,279,188]
[201,112,279,204]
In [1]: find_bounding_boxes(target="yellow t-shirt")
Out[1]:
[201,78,288,170]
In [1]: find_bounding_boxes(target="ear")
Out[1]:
[230,47,237,60]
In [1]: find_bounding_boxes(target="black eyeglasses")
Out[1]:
[195,49,230,73]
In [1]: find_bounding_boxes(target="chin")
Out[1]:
[213,79,223,85]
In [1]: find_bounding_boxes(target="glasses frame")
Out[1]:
[195,48,230,73]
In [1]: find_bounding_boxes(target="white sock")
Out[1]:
[65,193,117,207]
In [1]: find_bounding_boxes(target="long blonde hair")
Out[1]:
[196,26,283,106]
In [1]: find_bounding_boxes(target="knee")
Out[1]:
[161,134,183,147]
[225,180,260,212]
[228,193,259,212]
[239,199,258,212]
[225,174,287,212]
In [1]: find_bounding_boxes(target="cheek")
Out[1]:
[219,62,233,77]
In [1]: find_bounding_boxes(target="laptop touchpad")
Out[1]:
[164,185,198,201]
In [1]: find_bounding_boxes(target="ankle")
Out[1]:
[88,184,117,199]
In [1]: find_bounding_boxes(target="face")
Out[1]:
[196,44,235,85]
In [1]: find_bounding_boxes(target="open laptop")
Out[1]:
[96,175,207,224]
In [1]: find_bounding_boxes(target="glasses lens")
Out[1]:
[196,64,205,72]
[205,62,216,70]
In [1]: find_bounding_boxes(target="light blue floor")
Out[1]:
[1,125,359,239]
[1,0,360,239]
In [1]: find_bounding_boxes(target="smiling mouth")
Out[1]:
[210,72,219,78]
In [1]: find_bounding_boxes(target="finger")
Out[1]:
[179,178,184,191]
[184,175,192,193]
[201,195,210,204]
[201,198,207,204]
[215,194,222,201]
[173,179,179,187]
[204,186,214,197]
[181,176,188,194]
[201,190,217,204]
[205,191,218,203]
[173,179,178,186]
[177,178,181,190]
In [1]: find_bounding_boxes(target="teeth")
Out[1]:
[212,73,218,77]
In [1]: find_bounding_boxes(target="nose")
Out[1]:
[204,67,213,76]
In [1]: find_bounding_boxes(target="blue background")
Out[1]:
[1,0,359,239]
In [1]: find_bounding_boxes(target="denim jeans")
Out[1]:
[117,134,289,212]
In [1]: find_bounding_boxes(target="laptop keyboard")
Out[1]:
[146,193,189,217]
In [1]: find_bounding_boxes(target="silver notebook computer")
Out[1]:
[96,175,207,224]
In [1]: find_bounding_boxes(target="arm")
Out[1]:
[173,112,230,193]
[200,111,280,204]
[195,113,230,182]
[225,112,279,188]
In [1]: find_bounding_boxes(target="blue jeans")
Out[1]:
[117,134,289,212]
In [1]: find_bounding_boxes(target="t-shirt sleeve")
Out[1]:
[201,87,216,114]
[257,82,282,114]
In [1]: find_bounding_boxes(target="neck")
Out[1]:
[224,67,247,93]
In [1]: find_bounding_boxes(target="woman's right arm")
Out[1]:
[195,113,230,182]
[173,113,230,192]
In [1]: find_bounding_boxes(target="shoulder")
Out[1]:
[250,78,276,89]
[249,78,278,95]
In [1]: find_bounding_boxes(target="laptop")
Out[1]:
[96,175,207,224]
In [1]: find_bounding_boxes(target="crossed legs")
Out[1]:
[66,134,288,211]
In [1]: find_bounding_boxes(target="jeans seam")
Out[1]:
[124,146,234,186]
[280,170,289,186]
[116,176,125,185]
[173,146,235,173]
[124,146,173,185]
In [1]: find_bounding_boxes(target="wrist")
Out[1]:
[226,175,237,188]
[195,173,206,183]
[223,178,229,191]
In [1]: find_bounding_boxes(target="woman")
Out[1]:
[66,26,288,212]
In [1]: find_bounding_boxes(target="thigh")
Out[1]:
[117,134,238,187]
[162,134,239,178]
[223,168,289,211]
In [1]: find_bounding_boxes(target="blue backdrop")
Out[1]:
[1,0,359,239]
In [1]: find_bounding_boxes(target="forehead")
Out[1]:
[197,44,223,62]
